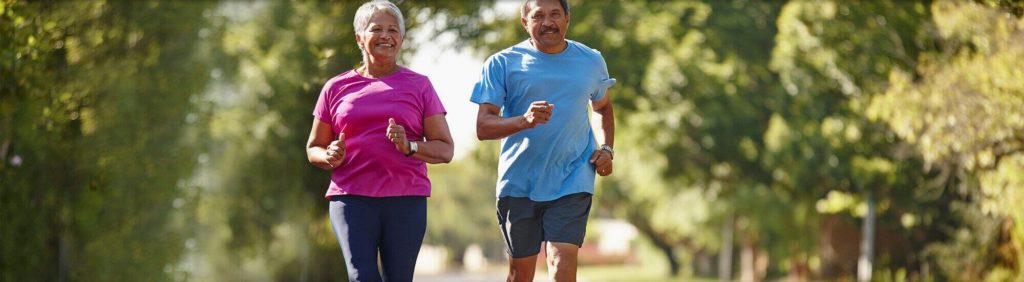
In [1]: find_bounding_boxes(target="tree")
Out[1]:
[869,0,1024,279]
[2,1,215,280]
[770,1,939,279]
[2,1,495,280]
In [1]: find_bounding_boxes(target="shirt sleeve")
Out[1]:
[421,77,446,118]
[313,79,335,123]
[591,53,616,101]
[470,54,507,108]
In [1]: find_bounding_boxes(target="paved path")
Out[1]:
[415,272,557,282]
[414,272,505,282]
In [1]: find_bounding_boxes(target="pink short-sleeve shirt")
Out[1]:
[313,67,446,198]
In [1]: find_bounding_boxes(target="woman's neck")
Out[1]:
[360,59,398,79]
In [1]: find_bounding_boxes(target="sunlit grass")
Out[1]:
[573,234,719,282]
[577,265,716,282]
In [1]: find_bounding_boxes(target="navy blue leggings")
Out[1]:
[329,195,427,282]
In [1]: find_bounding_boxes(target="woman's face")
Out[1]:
[356,12,403,62]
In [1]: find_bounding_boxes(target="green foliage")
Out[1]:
[869,0,1024,277]
[924,191,1014,280]
[2,0,491,280]
[424,141,505,261]
[450,0,1021,279]
[4,0,1022,280]
[2,1,214,280]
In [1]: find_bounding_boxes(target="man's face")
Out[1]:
[521,0,569,52]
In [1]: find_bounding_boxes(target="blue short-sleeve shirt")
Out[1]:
[471,39,616,201]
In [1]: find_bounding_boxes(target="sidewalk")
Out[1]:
[415,271,558,282]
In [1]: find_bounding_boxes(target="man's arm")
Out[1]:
[476,102,554,140]
[589,91,615,176]
[591,92,614,148]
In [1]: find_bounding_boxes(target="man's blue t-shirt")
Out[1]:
[470,39,616,201]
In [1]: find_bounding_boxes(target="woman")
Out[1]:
[305,1,453,281]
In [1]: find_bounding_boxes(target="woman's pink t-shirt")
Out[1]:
[313,67,446,198]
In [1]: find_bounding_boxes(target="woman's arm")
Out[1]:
[410,114,454,163]
[306,119,345,170]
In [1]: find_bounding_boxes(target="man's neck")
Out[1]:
[531,39,568,54]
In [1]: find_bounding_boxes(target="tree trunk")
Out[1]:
[719,216,734,282]
[786,249,810,282]
[741,239,755,282]
[1014,213,1024,280]
[740,235,768,282]
[692,249,717,277]
[857,193,875,282]
[628,212,683,276]
[59,231,69,282]
[658,242,681,276]
[641,227,680,277]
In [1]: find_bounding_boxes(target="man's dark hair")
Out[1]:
[521,0,570,18]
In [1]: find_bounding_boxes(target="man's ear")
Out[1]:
[521,17,528,29]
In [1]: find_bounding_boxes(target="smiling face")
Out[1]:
[521,0,569,54]
[356,11,403,63]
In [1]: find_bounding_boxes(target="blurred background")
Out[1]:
[2,0,1023,281]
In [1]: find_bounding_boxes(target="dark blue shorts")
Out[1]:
[329,195,426,282]
[496,192,593,258]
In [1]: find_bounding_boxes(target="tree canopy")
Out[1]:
[2,0,1021,281]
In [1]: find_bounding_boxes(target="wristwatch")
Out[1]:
[600,144,614,159]
[405,141,418,157]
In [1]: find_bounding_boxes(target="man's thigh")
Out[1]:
[497,196,544,258]
[541,193,593,246]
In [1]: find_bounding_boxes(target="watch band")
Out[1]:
[405,141,418,157]
[600,144,614,159]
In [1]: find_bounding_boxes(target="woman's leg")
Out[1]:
[378,196,427,282]
[329,196,383,282]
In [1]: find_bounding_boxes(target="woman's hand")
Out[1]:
[387,118,410,154]
[325,132,346,168]
[306,120,347,170]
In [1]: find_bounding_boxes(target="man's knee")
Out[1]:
[508,255,538,282]
[546,242,580,268]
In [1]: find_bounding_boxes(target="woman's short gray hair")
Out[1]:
[353,0,406,37]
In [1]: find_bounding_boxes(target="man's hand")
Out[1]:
[325,131,346,168]
[523,101,555,128]
[589,148,613,176]
[387,118,410,154]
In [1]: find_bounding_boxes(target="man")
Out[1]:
[470,0,615,281]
